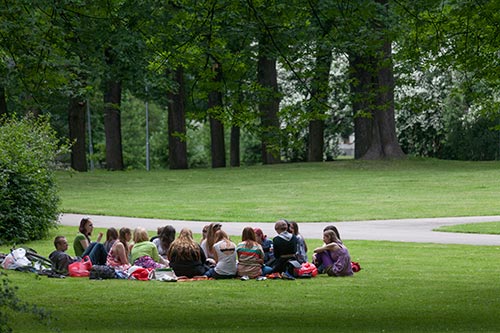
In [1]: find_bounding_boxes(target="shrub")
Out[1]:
[0,115,68,245]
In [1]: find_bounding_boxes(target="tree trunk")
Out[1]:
[208,62,226,168]
[349,54,376,159]
[103,48,124,170]
[349,0,405,160]
[230,125,240,167]
[307,42,333,162]
[167,67,188,170]
[258,36,281,164]
[68,97,87,171]
[0,86,7,117]
[361,44,405,159]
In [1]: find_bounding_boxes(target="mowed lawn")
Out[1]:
[2,159,500,332]
[56,158,500,222]
[3,228,500,332]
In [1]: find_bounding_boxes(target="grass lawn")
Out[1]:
[56,158,500,222]
[435,222,500,235]
[3,158,500,332]
[3,235,500,332]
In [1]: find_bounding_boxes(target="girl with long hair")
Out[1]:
[313,229,353,277]
[236,227,272,279]
[106,227,132,271]
[167,228,208,278]
[204,230,237,279]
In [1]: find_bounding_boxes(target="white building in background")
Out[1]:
[338,133,355,157]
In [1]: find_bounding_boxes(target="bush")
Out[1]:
[441,116,500,161]
[0,115,67,245]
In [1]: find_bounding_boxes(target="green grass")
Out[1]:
[4,158,500,332]
[3,236,500,332]
[56,158,500,222]
[435,222,500,235]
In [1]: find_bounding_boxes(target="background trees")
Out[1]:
[1,0,499,170]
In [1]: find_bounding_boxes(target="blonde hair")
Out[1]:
[133,227,149,243]
[167,228,201,261]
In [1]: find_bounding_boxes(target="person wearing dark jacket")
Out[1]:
[49,236,78,275]
[272,220,297,273]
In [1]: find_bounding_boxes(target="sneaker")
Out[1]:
[256,276,267,281]
[282,271,296,280]
[240,275,250,281]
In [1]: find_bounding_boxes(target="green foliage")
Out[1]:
[441,115,500,161]
[0,115,67,245]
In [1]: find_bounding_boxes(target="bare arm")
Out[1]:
[313,242,339,253]
[114,243,129,265]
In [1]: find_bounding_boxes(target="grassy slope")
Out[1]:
[56,159,500,222]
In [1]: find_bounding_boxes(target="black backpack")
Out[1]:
[89,265,116,279]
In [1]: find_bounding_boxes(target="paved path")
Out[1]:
[59,213,500,246]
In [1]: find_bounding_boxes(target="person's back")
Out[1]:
[272,220,298,273]
[130,240,159,263]
[211,236,237,278]
[168,228,207,278]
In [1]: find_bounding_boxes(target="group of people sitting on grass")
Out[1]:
[49,217,353,280]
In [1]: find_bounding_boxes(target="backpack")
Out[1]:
[89,265,116,280]
[286,260,316,278]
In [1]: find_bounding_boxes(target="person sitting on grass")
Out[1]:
[236,227,272,279]
[167,228,208,278]
[106,227,132,271]
[49,236,78,275]
[130,227,168,269]
[254,228,274,266]
[272,219,298,274]
[200,222,222,266]
[313,229,353,277]
[152,225,176,260]
[103,227,118,253]
[290,221,308,263]
[204,230,237,279]
[73,217,107,265]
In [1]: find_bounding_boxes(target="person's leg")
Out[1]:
[261,265,273,276]
[317,251,334,267]
[87,243,107,265]
[204,267,215,277]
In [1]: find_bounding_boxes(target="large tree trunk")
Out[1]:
[307,42,333,162]
[230,125,240,167]
[103,79,124,170]
[103,48,124,170]
[208,62,226,168]
[349,54,376,159]
[258,36,281,164]
[167,67,188,170]
[0,86,7,117]
[350,0,405,160]
[361,43,405,158]
[68,97,87,171]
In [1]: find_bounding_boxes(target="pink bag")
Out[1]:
[68,256,93,277]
